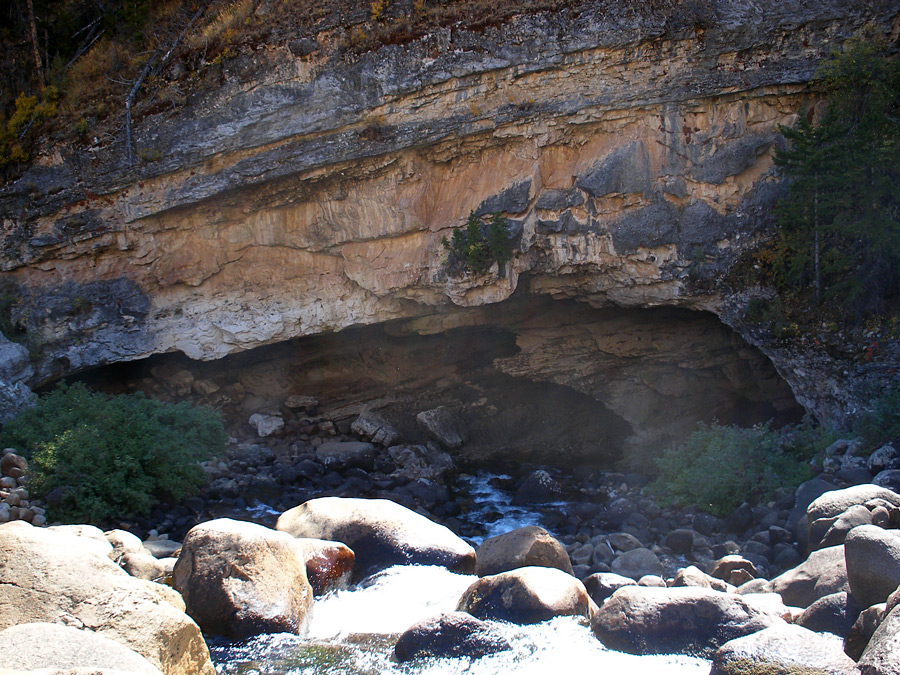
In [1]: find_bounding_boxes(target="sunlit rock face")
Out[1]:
[1,0,896,426]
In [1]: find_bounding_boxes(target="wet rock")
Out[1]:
[592,586,784,657]
[315,441,376,471]
[394,612,512,661]
[457,566,592,624]
[351,412,400,446]
[248,413,284,437]
[845,524,900,608]
[859,603,900,675]
[710,624,859,675]
[173,519,313,639]
[797,591,862,638]
[276,497,476,578]
[0,622,163,675]
[291,538,355,595]
[770,545,848,608]
[611,548,664,580]
[512,470,564,505]
[0,521,214,675]
[416,407,465,449]
[476,525,573,576]
[584,572,636,605]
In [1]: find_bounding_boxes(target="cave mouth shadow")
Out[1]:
[70,295,804,473]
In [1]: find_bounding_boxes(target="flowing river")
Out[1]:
[209,472,711,674]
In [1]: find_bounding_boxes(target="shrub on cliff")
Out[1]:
[442,211,514,276]
[0,382,225,524]
[652,420,832,516]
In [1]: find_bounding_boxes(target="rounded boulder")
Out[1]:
[475,525,573,577]
[0,521,213,675]
[290,538,355,595]
[394,612,512,661]
[457,566,592,624]
[710,624,859,675]
[0,622,162,675]
[276,497,475,579]
[173,519,313,639]
[845,524,900,608]
[591,586,785,657]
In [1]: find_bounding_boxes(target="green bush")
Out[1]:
[442,211,514,276]
[652,420,832,516]
[0,382,225,524]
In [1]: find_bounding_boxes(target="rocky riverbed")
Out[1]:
[4,400,900,674]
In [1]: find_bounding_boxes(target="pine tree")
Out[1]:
[773,35,900,319]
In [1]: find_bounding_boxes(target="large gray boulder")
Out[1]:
[315,441,376,471]
[276,497,475,578]
[808,485,900,524]
[173,519,313,639]
[845,524,900,608]
[475,526,573,576]
[770,545,848,608]
[710,624,859,675]
[0,521,214,675]
[859,604,900,675]
[0,623,163,675]
[457,566,592,624]
[592,586,785,657]
[394,612,511,661]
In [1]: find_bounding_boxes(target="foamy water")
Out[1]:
[211,564,709,675]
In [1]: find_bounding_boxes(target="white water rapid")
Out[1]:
[210,474,711,675]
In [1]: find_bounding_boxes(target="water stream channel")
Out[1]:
[208,473,710,675]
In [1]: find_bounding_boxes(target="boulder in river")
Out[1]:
[710,624,859,675]
[0,521,214,675]
[173,519,314,639]
[394,612,512,661]
[475,525,573,576]
[457,566,593,624]
[290,538,355,595]
[0,622,163,675]
[276,496,476,578]
[591,586,785,657]
[844,524,900,608]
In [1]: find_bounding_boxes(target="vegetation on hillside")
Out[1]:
[0,382,226,524]
[740,35,900,327]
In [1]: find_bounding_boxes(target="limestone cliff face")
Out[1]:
[1,0,898,428]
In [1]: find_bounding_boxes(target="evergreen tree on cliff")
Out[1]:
[774,34,900,320]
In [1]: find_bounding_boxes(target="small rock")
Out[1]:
[610,547,664,581]
[512,469,563,505]
[284,394,318,411]
[583,572,636,605]
[351,412,400,446]
[248,413,285,437]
